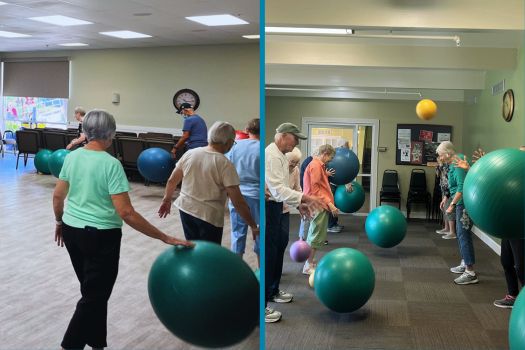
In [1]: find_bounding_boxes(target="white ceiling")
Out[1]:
[0,0,259,52]
[265,0,525,102]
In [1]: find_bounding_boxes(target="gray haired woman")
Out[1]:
[53,110,193,350]
[159,121,260,244]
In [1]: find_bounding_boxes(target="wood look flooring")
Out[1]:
[266,214,512,350]
[0,154,259,350]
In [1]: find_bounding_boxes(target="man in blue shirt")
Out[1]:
[171,103,208,157]
[226,119,260,266]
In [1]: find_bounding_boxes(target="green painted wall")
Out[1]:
[463,48,524,154]
[265,97,464,212]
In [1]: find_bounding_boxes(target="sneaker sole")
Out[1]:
[454,279,479,285]
[493,303,513,309]
[265,317,282,323]
[442,236,457,240]
[270,298,293,303]
[450,269,465,274]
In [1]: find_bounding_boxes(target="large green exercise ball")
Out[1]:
[148,241,259,348]
[334,181,365,213]
[327,147,360,185]
[34,149,53,174]
[365,205,407,248]
[48,149,71,178]
[463,148,525,239]
[314,248,375,313]
[509,289,525,350]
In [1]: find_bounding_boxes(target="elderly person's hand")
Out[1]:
[158,198,172,218]
[446,203,455,214]
[472,148,486,163]
[54,225,64,247]
[452,155,469,170]
[325,168,335,177]
[440,197,447,210]
[162,235,195,247]
[345,183,353,192]
[328,203,339,217]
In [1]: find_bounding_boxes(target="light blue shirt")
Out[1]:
[226,139,260,199]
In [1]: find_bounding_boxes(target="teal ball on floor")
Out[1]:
[463,148,525,239]
[509,290,525,350]
[314,248,375,313]
[148,241,259,348]
[334,181,365,213]
[365,205,407,248]
[34,149,53,174]
[48,149,71,178]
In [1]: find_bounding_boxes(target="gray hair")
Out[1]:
[436,141,456,156]
[82,110,116,142]
[74,106,86,116]
[208,121,235,144]
[318,144,336,157]
[286,147,302,162]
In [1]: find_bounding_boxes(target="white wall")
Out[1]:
[2,44,259,132]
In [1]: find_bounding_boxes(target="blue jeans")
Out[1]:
[229,196,260,255]
[456,204,475,266]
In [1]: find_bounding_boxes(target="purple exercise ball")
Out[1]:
[290,240,311,262]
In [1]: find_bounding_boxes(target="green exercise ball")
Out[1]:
[509,289,525,350]
[365,205,407,248]
[48,149,71,178]
[334,182,365,213]
[463,148,525,239]
[254,268,260,282]
[314,248,375,313]
[34,149,53,174]
[148,241,259,348]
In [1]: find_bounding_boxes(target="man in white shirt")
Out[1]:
[265,122,323,323]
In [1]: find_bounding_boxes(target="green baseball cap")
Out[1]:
[276,122,307,140]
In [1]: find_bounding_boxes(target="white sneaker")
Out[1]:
[436,228,449,234]
[269,290,293,303]
[450,264,466,274]
[454,271,479,285]
[265,307,282,323]
[442,233,457,239]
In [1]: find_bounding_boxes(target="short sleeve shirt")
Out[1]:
[182,115,208,149]
[174,147,240,227]
[60,148,130,229]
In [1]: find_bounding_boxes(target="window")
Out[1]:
[3,96,68,128]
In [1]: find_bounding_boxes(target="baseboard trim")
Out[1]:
[472,226,501,256]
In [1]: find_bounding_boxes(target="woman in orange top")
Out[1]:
[302,144,338,275]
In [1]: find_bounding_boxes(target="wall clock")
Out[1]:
[502,89,514,122]
[173,89,200,113]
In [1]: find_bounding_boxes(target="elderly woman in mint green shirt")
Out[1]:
[436,141,478,286]
[52,110,193,350]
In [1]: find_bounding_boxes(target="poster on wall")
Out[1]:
[396,124,453,165]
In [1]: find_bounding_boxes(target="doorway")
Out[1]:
[302,118,379,214]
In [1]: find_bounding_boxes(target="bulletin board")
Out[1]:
[396,124,452,165]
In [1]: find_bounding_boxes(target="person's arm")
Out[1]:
[158,167,184,218]
[446,168,465,213]
[52,180,69,247]
[265,155,303,206]
[225,185,259,239]
[172,131,190,156]
[112,192,193,247]
[66,133,86,150]
[308,164,332,209]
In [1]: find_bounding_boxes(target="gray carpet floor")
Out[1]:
[266,214,511,350]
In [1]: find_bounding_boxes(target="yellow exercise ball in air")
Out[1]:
[416,99,437,120]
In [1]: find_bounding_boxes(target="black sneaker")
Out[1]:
[493,295,515,308]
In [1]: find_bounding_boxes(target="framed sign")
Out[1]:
[396,124,453,166]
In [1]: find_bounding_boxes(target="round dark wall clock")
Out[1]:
[173,88,200,113]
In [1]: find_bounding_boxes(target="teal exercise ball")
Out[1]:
[148,241,259,348]
[34,149,53,174]
[463,148,525,239]
[314,248,375,313]
[509,290,525,350]
[327,147,360,185]
[48,149,71,178]
[334,182,365,213]
[137,148,174,183]
[365,205,407,248]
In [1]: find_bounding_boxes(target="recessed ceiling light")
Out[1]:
[265,27,353,35]
[99,30,152,39]
[186,14,248,26]
[28,15,92,26]
[0,30,31,38]
[59,43,89,47]
[242,35,259,39]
